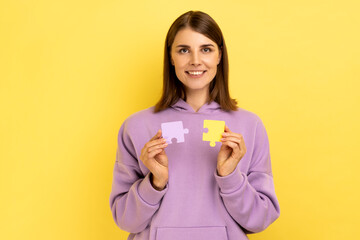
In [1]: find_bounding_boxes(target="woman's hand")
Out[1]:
[217,126,247,177]
[140,130,169,190]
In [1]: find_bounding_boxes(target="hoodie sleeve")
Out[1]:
[109,120,167,233]
[214,119,280,233]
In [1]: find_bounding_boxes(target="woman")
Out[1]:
[109,10,280,240]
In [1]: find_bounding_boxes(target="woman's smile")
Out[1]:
[185,70,207,77]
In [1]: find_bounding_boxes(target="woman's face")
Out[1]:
[170,27,221,95]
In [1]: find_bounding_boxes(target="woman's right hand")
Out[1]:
[140,129,169,191]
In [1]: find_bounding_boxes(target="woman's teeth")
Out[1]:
[187,71,205,76]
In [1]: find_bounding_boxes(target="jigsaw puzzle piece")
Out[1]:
[202,120,225,147]
[161,121,189,144]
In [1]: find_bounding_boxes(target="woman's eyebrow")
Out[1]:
[175,44,215,48]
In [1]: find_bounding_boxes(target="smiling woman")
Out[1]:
[109,10,280,240]
[170,28,222,107]
[155,10,237,113]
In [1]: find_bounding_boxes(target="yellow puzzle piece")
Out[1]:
[202,120,225,147]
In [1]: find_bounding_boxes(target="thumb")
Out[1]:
[151,129,162,141]
[225,125,230,132]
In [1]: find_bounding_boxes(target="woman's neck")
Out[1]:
[184,89,210,112]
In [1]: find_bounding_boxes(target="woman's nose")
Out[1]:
[190,51,201,66]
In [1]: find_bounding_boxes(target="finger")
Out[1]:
[148,142,168,153]
[146,138,167,149]
[239,138,247,155]
[150,129,162,141]
[228,133,246,153]
[222,141,242,159]
[222,125,233,136]
[148,148,164,159]
[222,131,243,140]
[221,140,240,151]
[221,136,242,146]
[224,125,231,133]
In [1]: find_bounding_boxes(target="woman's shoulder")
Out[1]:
[232,106,264,123]
[123,106,157,125]
[116,106,155,137]
[229,107,268,136]
[120,104,172,130]
[129,106,156,118]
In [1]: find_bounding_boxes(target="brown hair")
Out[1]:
[154,11,238,112]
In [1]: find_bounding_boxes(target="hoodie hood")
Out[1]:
[170,98,222,114]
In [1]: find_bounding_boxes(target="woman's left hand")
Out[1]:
[217,126,247,177]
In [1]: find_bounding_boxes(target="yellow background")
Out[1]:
[1,0,359,239]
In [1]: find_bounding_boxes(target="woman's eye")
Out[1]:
[179,49,189,53]
[203,48,211,53]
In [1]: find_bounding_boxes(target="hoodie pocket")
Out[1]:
[156,226,228,240]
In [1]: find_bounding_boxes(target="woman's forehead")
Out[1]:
[172,28,217,47]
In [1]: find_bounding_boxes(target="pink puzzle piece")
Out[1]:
[161,121,189,144]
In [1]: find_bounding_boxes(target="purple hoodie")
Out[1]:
[109,98,280,240]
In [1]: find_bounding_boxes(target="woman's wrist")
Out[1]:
[150,173,167,191]
[217,167,236,177]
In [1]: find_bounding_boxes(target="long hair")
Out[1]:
[154,11,238,112]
